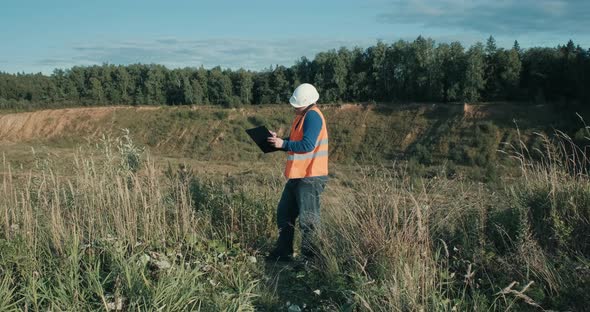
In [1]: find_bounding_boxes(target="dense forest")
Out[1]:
[0,36,588,110]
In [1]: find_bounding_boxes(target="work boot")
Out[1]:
[265,250,292,263]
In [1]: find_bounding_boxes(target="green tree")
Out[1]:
[513,40,521,55]
[387,40,410,101]
[232,69,254,105]
[270,65,290,103]
[126,64,146,104]
[192,67,209,105]
[113,66,132,104]
[207,67,233,106]
[101,64,116,103]
[50,69,68,103]
[181,71,195,104]
[498,48,522,99]
[462,42,486,102]
[434,42,465,101]
[521,47,558,104]
[291,56,313,87]
[347,47,370,101]
[312,49,348,102]
[144,65,166,105]
[411,36,436,101]
[164,69,194,105]
[485,36,497,56]
[88,77,104,104]
[253,71,272,104]
[484,36,500,99]
[367,41,388,100]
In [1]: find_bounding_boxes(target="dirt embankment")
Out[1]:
[0,106,157,142]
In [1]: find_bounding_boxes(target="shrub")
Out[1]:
[411,143,433,165]
[247,115,265,126]
[213,110,229,120]
[449,144,470,165]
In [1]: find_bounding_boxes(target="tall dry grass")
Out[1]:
[314,167,491,311]
[0,132,265,311]
[499,126,590,303]
[1,134,196,252]
[310,125,590,311]
[0,126,588,311]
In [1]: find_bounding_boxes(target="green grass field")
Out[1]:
[0,104,589,311]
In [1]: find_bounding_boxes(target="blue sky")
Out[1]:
[1,0,588,74]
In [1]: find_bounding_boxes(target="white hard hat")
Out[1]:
[289,83,319,108]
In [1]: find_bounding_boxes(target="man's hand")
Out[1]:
[267,136,284,149]
[269,131,277,138]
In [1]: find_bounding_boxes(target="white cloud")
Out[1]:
[32,37,378,73]
[378,0,589,35]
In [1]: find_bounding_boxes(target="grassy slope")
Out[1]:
[1,103,589,311]
[0,103,564,166]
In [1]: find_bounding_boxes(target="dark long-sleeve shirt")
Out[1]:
[282,110,323,153]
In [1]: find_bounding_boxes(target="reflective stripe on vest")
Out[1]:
[286,139,329,160]
[284,106,329,179]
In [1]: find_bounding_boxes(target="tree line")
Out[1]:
[1,36,588,110]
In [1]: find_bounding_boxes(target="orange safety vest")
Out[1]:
[284,106,329,179]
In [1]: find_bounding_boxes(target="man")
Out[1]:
[267,83,329,262]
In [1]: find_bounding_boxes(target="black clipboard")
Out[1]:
[245,126,280,153]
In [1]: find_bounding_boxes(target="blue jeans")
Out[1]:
[274,176,328,258]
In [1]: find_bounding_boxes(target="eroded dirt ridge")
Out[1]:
[0,107,155,142]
